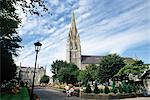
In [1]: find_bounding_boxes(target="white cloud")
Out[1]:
[15,0,150,77]
[56,4,65,13]
[81,26,149,55]
[50,0,59,6]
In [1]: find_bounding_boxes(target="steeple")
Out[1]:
[66,12,81,69]
[70,12,78,37]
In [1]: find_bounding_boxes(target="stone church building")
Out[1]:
[66,13,133,70]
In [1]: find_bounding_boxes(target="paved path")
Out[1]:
[34,87,150,100]
[34,87,81,100]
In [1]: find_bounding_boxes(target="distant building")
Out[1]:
[66,13,134,70]
[17,66,46,85]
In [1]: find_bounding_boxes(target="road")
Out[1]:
[34,87,150,100]
[34,87,81,100]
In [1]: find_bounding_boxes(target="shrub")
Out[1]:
[111,88,117,94]
[93,83,100,94]
[122,81,132,93]
[119,84,123,93]
[127,83,132,93]
[111,81,117,94]
[100,89,103,93]
[40,75,49,84]
[122,80,128,93]
[132,83,137,93]
[85,84,92,93]
[104,86,110,94]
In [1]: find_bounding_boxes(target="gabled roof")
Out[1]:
[81,55,134,64]
[81,55,104,64]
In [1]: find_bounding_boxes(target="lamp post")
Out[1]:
[31,41,42,99]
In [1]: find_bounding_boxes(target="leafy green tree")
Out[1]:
[77,70,86,81]
[86,64,98,82]
[77,70,90,86]
[0,0,48,83]
[51,60,68,80]
[132,60,144,66]
[115,65,148,76]
[40,75,49,84]
[97,54,125,84]
[0,0,48,16]
[1,49,17,82]
[0,1,22,83]
[77,64,98,86]
[57,63,79,84]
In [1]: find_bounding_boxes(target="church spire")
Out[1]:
[66,12,81,69]
[71,12,77,35]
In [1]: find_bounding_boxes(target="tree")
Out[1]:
[132,60,144,66]
[86,64,98,82]
[51,60,79,84]
[51,60,68,80]
[0,0,48,83]
[0,1,22,83]
[115,65,148,76]
[57,63,79,84]
[77,64,98,86]
[97,54,125,84]
[0,0,48,16]
[77,70,91,86]
[40,75,49,84]
[1,49,17,82]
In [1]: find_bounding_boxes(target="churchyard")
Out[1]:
[47,54,150,99]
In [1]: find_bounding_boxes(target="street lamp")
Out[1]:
[31,41,42,99]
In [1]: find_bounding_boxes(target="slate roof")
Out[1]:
[81,55,104,64]
[81,55,133,64]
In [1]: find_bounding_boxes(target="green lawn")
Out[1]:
[0,87,30,100]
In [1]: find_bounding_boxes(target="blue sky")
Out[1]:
[15,0,150,76]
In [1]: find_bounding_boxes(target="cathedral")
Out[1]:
[66,13,133,70]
